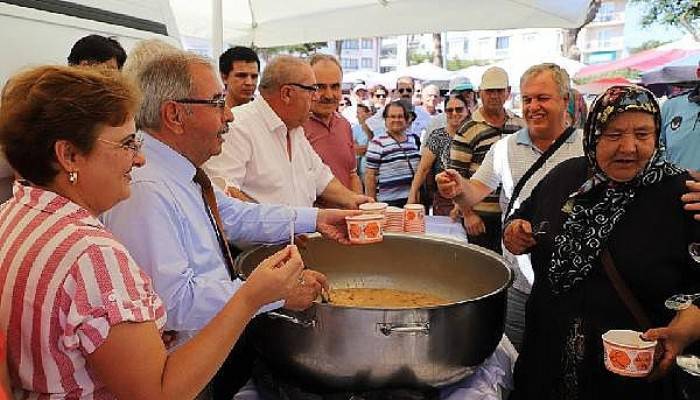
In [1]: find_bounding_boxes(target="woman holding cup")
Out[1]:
[503,85,700,399]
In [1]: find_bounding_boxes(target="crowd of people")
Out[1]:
[0,33,698,400]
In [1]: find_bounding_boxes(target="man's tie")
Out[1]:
[193,167,240,280]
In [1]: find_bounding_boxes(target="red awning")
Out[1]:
[575,77,631,94]
[576,49,693,79]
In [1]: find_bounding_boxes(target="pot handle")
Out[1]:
[378,322,430,336]
[266,310,316,328]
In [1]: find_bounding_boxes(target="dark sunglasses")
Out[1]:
[445,107,466,114]
[374,93,387,98]
[397,88,413,94]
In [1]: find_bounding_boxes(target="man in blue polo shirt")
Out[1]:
[661,61,700,172]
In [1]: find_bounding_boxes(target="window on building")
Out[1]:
[596,29,614,48]
[522,33,537,43]
[361,39,373,49]
[596,2,615,22]
[342,58,359,70]
[381,46,397,58]
[495,36,510,50]
[361,58,373,69]
[342,40,359,50]
[463,39,469,54]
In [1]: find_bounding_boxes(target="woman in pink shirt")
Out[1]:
[0,65,304,399]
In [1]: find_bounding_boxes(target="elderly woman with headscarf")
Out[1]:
[503,85,700,399]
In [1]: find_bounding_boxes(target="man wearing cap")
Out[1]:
[660,61,700,172]
[342,83,369,125]
[449,66,525,253]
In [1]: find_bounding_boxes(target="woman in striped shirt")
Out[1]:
[364,100,421,208]
[0,66,304,399]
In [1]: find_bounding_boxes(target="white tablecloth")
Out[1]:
[233,336,517,400]
[425,215,468,242]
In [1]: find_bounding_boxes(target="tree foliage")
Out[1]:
[631,0,700,41]
[629,40,671,54]
[408,52,431,66]
[256,42,327,61]
[446,58,490,71]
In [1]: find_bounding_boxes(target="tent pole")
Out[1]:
[212,0,224,58]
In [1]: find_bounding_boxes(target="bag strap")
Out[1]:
[392,135,416,178]
[600,249,652,331]
[503,126,576,219]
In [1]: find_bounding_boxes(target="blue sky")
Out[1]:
[623,1,687,49]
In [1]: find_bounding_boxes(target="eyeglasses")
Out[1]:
[174,94,227,109]
[97,131,144,153]
[397,88,413,94]
[445,107,466,114]
[285,82,319,93]
[374,93,387,98]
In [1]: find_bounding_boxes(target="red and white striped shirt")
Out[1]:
[0,183,166,399]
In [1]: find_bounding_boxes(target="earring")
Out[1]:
[68,171,78,184]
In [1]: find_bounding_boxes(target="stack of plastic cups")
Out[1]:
[403,204,425,233]
[359,202,388,217]
[384,206,404,232]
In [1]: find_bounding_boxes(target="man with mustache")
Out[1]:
[204,55,371,208]
[303,54,363,196]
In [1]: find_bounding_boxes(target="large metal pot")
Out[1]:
[235,234,512,390]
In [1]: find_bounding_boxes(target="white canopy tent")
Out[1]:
[456,55,586,92]
[170,0,596,53]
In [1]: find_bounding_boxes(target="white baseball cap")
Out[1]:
[480,67,509,90]
[352,84,368,94]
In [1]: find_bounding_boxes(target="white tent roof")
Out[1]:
[170,0,596,48]
[457,55,586,91]
[493,55,586,90]
[395,62,455,81]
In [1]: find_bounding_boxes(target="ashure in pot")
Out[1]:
[235,234,512,390]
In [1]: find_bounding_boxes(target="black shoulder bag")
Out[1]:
[503,126,576,219]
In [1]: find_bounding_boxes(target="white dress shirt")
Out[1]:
[204,97,334,207]
[102,133,318,348]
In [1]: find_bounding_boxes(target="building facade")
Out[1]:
[326,38,382,72]
[577,0,628,64]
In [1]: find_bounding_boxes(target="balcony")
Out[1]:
[583,36,624,52]
[590,11,625,25]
